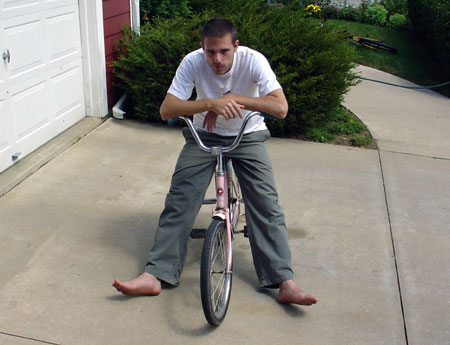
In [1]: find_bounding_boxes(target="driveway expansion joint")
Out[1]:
[377,149,410,345]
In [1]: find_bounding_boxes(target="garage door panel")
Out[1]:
[43,0,78,7]
[47,7,81,63]
[51,63,84,132]
[0,0,85,173]
[0,96,10,152]
[4,15,45,81]
[11,79,49,142]
[0,0,41,19]
[1,1,77,19]
[0,97,11,169]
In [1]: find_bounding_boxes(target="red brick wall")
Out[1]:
[103,0,131,109]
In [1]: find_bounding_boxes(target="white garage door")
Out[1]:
[0,0,85,173]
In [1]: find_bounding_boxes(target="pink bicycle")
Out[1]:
[174,111,276,326]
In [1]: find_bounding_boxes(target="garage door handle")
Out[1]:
[3,49,10,63]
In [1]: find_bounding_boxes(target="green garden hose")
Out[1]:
[358,76,450,90]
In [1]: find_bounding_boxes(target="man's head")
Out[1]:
[201,18,239,75]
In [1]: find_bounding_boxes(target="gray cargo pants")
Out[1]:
[145,127,294,287]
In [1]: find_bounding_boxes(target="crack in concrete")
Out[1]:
[377,149,410,345]
[0,331,59,345]
[378,149,450,161]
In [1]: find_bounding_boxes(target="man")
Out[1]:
[113,18,317,306]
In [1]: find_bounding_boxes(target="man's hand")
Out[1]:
[202,96,245,132]
[210,96,245,120]
[203,111,219,132]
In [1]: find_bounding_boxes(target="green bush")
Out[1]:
[350,135,371,147]
[407,0,450,81]
[358,0,370,17]
[364,4,388,26]
[305,128,335,142]
[321,4,340,19]
[380,0,407,15]
[112,15,206,122]
[388,13,408,30]
[340,6,362,22]
[140,0,190,22]
[113,1,357,136]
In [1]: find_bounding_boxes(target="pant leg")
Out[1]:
[145,130,217,285]
[229,130,294,287]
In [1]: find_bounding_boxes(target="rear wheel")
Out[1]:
[359,38,397,53]
[200,219,232,326]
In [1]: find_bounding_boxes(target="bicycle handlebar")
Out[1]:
[172,111,279,155]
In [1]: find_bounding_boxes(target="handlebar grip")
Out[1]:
[261,112,280,122]
[167,118,179,126]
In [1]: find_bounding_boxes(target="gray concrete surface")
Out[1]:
[0,117,105,198]
[344,65,450,159]
[381,151,450,345]
[0,65,449,345]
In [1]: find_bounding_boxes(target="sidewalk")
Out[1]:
[0,66,449,345]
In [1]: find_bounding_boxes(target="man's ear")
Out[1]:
[200,41,203,50]
[234,40,240,52]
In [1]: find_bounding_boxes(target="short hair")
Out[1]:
[201,18,237,44]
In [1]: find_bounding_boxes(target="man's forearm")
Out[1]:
[225,89,288,119]
[160,93,244,121]
[160,96,211,120]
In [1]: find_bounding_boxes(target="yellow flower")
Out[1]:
[305,4,321,15]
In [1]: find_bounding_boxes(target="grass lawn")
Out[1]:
[327,20,449,95]
[307,19,449,149]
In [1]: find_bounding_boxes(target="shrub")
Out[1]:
[408,0,450,82]
[364,4,388,26]
[140,0,190,22]
[358,0,370,20]
[113,1,357,136]
[350,136,372,147]
[388,13,408,30]
[340,6,362,22]
[321,4,340,19]
[111,15,206,122]
[305,128,335,142]
[380,0,407,15]
[287,0,331,7]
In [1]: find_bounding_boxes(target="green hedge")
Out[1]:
[140,0,190,22]
[112,1,357,136]
[407,0,450,81]
[364,4,388,26]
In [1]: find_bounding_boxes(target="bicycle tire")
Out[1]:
[359,38,397,53]
[200,219,232,326]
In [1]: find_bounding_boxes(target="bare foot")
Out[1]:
[113,272,161,296]
[277,280,317,306]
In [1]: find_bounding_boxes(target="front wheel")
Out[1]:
[200,219,232,326]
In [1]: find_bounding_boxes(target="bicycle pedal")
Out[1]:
[242,226,249,238]
[190,228,206,239]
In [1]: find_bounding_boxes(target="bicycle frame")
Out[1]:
[179,112,260,274]
[177,111,281,326]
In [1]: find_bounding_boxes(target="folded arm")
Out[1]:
[160,88,288,120]
[160,88,288,132]
[221,88,288,119]
[160,93,244,121]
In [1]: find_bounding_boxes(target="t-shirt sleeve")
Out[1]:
[252,53,282,97]
[167,57,195,100]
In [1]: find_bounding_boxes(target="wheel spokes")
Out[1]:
[210,230,228,312]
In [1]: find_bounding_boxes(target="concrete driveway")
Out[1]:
[0,65,449,345]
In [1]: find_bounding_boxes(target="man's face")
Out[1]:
[201,33,239,75]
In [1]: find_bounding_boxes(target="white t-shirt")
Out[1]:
[167,46,282,136]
